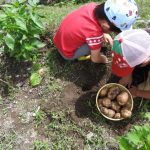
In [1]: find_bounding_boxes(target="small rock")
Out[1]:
[38,68,45,76]
[16,75,20,78]
[29,89,33,93]
[27,67,31,71]
[86,132,94,140]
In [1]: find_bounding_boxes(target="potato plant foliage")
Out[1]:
[0,0,45,61]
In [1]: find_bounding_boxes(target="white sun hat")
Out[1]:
[111,29,150,77]
[104,0,138,31]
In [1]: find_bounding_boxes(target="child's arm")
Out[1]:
[119,73,133,88]
[90,49,108,63]
[129,86,150,99]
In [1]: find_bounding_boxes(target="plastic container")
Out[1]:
[96,83,133,121]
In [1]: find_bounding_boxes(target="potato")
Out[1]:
[121,109,132,118]
[107,109,115,118]
[100,87,108,97]
[124,101,131,110]
[102,98,112,108]
[98,98,103,105]
[114,113,121,119]
[111,102,121,112]
[98,103,103,108]
[117,91,129,106]
[107,86,120,100]
[101,107,109,115]
[38,68,45,76]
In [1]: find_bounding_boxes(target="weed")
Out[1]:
[44,111,111,149]
[0,131,16,150]
[46,51,74,78]
[45,111,80,149]
[48,79,63,92]
[32,140,49,150]
[33,106,46,125]
[2,107,8,115]
[85,135,104,150]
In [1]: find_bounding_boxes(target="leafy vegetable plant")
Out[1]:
[119,113,150,150]
[0,0,45,61]
[30,63,44,87]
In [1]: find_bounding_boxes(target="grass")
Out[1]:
[37,3,81,32]
[136,0,150,19]
[46,51,74,77]
[0,131,16,150]
[33,108,118,150]
[32,140,49,150]
[33,107,46,126]
[37,0,150,32]
[48,79,63,92]
[134,0,150,28]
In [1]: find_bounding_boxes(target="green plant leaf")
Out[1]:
[144,112,150,120]
[0,14,7,21]
[0,47,4,53]
[15,18,27,32]
[119,124,150,150]
[33,34,40,38]
[30,13,44,29]
[18,0,26,4]
[24,43,34,51]
[32,63,41,72]
[0,4,13,8]
[146,134,150,145]
[127,131,141,145]
[28,0,39,6]
[119,137,133,150]
[4,33,15,50]
[31,39,46,48]
[30,72,42,86]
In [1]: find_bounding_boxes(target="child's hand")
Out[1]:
[100,54,108,64]
[91,49,108,63]
[103,33,113,47]
[119,74,132,88]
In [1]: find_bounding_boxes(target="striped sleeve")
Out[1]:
[86,35,104,50]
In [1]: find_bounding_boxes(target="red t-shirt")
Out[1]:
[53,2,104,58]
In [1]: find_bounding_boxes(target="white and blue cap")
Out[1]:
[104,0,138,31]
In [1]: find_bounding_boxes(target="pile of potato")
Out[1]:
[98,86,132,120]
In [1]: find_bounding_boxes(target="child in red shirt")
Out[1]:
[53,0,138,63]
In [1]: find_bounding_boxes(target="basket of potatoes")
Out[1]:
[96,83,133,121]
